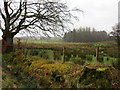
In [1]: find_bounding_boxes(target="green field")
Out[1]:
[14,40,64,44]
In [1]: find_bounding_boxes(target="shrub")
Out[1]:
[85,55,93,61]
[2,52,15,65]
[70,55,85,65]
[79,65,117,88]
[27,62,78,87]
[112,59,119,69]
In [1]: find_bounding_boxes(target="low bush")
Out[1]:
[85,55,93,61]
[79,65,119,88]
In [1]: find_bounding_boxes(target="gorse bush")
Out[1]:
[25,60,83,87]
[79,66,112,88]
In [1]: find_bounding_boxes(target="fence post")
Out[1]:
[62,47,65,63]
[96,46,99,61]
[17,38,21,49]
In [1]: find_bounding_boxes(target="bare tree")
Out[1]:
[0,0,81,53]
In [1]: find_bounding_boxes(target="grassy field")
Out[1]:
[14,40,64,44]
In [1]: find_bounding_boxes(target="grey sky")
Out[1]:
[66,0,119,33]
[0,0,119,38]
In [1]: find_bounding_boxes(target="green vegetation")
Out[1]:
[14,40,64,44]
[2,41,120,88]
[2,50,120,88]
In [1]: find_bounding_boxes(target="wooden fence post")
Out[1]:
[17,38,21,49]
[96,46,99,61]
[62,47,65,63]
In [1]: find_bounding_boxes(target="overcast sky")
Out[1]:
[0,0,119,38]
[66,0,119,33]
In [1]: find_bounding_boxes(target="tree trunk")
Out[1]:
[2,33,14,54]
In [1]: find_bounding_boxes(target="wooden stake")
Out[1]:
[62,47,65,63]
[96,46,99,61]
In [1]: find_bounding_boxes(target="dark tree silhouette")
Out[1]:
[112,23,120,69]
[63,27,108,42]
[0,0,80,53]
[112,24,120,46]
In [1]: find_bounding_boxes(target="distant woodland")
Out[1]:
[63,27,109,42]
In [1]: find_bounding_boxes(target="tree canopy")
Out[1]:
[63,27,109,42]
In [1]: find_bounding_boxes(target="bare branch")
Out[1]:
[12,2,27,35]
[8,2,14,15]
[10,1,22,20]
[4,2,10,18]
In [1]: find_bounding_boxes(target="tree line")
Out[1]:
[63,27,109,42]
